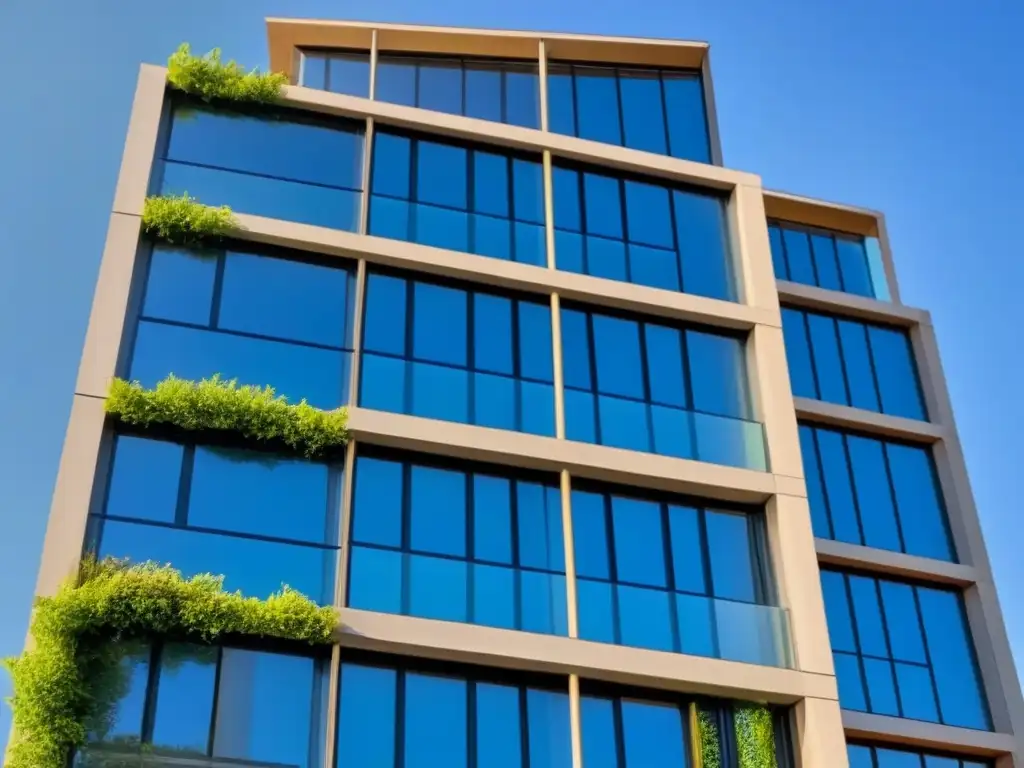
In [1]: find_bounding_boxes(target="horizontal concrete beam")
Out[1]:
[794,397,945,443]
[777,280,928,327]
[815,538,978,586]
[843,709,1018,758]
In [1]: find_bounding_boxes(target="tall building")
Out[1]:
[23,16,1024,768]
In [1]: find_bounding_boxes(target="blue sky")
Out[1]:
[2,0,1023,748]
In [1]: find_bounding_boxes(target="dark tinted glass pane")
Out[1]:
[663,72,710,163]
[706,510,756,602]
[879,581,926,664]
[575,67,622,145]
[895,662,939,722]
[547,67,576,136]
[572,490,609,579]
[887,444,953,561]
[799,427,831,538]
[465,65,502,123]
[519,301,554,382]
[869,326,926,420]
[552,166,581,232]
[782,309,816,399]
[301,54,326,89]
[849,575,887,657]
[474,293,512,374]
[619,71,668,154]
[560,308,591,390]
[417,61,463,115]
[151,643,216,753]
[352,456,403,547]
[513,160,544,224]
[847,745,873,768]
[583,173,623,240]
[372,132,412,198]
[834,652,867,711]
[592,314,643,398]
[376,59,417,106]
[417,141,468,209]
[405,673,467,768]
[327,54,370,97]
[806,313,848,405]
[863,657,899,716]
[143,246,216,325]
[625,180,673,248]
[337,664,396,768]
[674,190,733,301]
[847,435,901,552]
[218,252,351,348]
[836,237,874,298]
[820,571,856,652]
[474,475,512,564]
[86,641,150,743]
[621,699,686,768]
[815,430,860,544]
[768,225,788,280]
[526,689,572,768]
[517,482,564,572]
[105,436,182,523]
[668,505,706,594]
[413,282,466,365]
[472,152,508,217]
[644,324,686,407]
[837,320,880,412]
[580,697,617,768]
[611,496,666,587]
[781,229,815,285]
[410,465,465,557]
[687,330,747,418]
[917,588,989,729]
[810,234,842,291]
[876,747,927,768]
[189,447,331,544]
[476,683,521,768]
[505,67,540,129]
[363,273,407,355]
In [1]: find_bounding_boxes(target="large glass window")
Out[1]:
[372,54,540,128]
[300,50,372,97]
[335,656,571,768]
[848,744,990,768]
[782,307,927,420]
[359,271,555,435]
[130,244,355,410]
[91,433,341,603]
[348,449,567,635]
[800,424,954,561]
[160,100,365,230]
[77,642,328,767]
[820,569,990,730]
[548,63,712,164]
[571,483,788,666]
[769,221,876,298]
[561,305,765,469]
[552,163,733,300]
[369,130,545,265]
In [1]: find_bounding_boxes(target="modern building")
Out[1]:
[22,15,1024,768]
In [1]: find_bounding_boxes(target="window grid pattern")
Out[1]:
[782,306,928,421]
[368,130,546,266]
[769,220,875,298]
[347,451,567,635]
[821,569,991,730]
[848,743,990,768]
[800,423,955,562]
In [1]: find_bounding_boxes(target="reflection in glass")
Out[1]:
[769,220,878,298]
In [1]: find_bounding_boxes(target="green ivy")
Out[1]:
[2,558,337,768]
[166,43,287,104]
[734,704,778,768]
[141,194,237,247]
[106,375,349,458]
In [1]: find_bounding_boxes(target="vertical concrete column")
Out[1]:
[793,697,849,768]
[699,50,724,167]
[872,213,902,305]
[730,183,779,313]
[747,322,804,481]
[368,29,379,99]
[538,40,549,133]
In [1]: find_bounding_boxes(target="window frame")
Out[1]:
[769,218,874,297]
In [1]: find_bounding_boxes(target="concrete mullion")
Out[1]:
[369,29,379,100]
[568,673,584,768]
[358,119,375,237]
[538,40,550,133]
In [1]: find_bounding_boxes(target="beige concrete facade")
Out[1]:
[15,18,1022,768]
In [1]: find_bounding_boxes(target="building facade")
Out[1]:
[24,16,1024,768]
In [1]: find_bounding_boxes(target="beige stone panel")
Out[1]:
[794,397,945,442]
[231,212,769,332]
[731,184,779,311]
[346,407,775,503]
[33,395,106,598]
[793,697,848,768]
[701,50,724,166]
[815,538,977,586]
[777,280,927,327]
[339,608,838,703]
[874,212,903,305]
[112,64,167,217]
[748,323,803,479]
[774,474,808,498]
[766,495,834,676]
[842,710,1017,757]
[762,189,882,238]
[75,213,144,399]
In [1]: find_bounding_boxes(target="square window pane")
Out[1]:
[143,246,217,326]
[353,456,403,549]
[410,361,469,424]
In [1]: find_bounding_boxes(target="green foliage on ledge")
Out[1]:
[141,194,237,247]
[106,375,348,458]
[2,558,337,768]
[734,705,778,768]
[167,43,287,104]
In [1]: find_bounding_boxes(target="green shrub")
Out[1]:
[734,705,778,768]
[698,706,722,768]
[2,558,337,768]
[167,43,287,104]
[105,375,348,458]
[141,194,236,246]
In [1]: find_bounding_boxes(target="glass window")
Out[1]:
[370,129,545,266]
[800,423,954,561]
[335,658,569,768]
[360,271,555,436]
[782,306,927,420]
[769,220,878,298]
[133,244,355,410]
[300,51,371,98]
[849,744,992,768]
[553,162,733,301]
[348,449,566,635]
[162,102,364,230]
[94,433,341,604]
[549,63,711,163]
[374,55,540,129]
[820,569,990,729]
[562,305,764,470]
[571,483,787,666]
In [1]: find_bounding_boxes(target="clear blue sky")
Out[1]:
[2,0,1022,747]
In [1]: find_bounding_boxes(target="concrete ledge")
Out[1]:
[777,280,928,327]
[794,397,945,442]
[842,710,1018,757]
[233,213,773,332]
[339,608,838,704]
[815,538,978,586]
[347,407,777,504]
